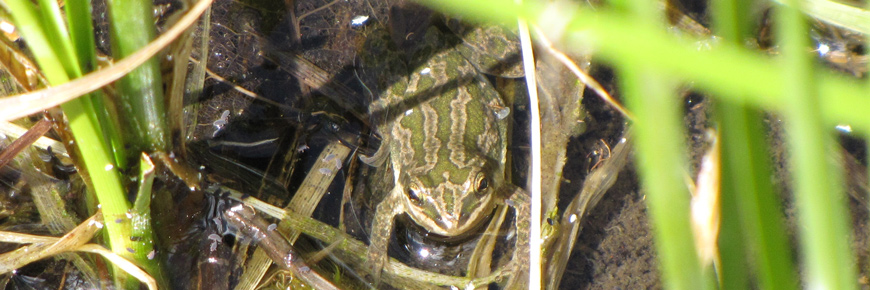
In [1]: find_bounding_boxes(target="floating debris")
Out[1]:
[351,15,369,27]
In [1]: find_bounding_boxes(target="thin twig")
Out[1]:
[0,118,52,169]
[224,204,339,290]
[297,0,341,23]
[0,121,68,157]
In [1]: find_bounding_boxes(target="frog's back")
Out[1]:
[393,44,507,177]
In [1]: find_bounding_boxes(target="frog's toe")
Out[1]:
[504,261,530,289]
[365,248,388,284]
[359,139,389,166]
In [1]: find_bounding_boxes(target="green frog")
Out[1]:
[357,17,529,287]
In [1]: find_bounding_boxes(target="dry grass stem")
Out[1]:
[0,211,158,290]
[0,118,52,168]
[0,121,68,157]
[532,25,633,119]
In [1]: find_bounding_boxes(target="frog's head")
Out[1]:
[400,161,499,237]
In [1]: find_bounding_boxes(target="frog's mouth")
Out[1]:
[400,208,496,243]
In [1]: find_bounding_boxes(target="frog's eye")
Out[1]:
[406,185,423,205]
[475,175,489,193]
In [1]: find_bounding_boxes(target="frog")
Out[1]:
[356,15,530,288]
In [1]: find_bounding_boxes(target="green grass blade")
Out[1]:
[6,1,165,288]
[106,0,169,157]
[717,104,798,289]
[65,0,128,169]
[417,0,870,134]
[779,0,858,288]
[34,0,81,78]
[4,0,68,83]
[64,0,97,72]
[711,0,797,288]
[621,1,711,287]
[621,68,705,290]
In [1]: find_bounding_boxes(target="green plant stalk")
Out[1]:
[417,0,870,135]
[60,99,141,267]
[711,0,797,288]
[710,0,751,289]
[64,0,97,72]
[66,0,128,170]
[621,68,705,290]
[714,166,749,289]
[717,105,798,289]
[35,0,80,78]
[126,153,166,289]
[779,0,858,288]
[621,1,707,287]
[6,0,163,287]
[107,0,169,157]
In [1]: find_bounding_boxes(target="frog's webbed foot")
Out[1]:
[360,138,390,166]
[504,186,530,289]
[365,193,401,285]
[364,242,389,285]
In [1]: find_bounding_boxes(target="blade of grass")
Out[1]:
[5,1,136,270]
[3,0,213,288]
[709,0,751,288]
[106,0,168,157]
[716,102,798,289]
[415,0,870,134]
[4,0,69,83]
[34,0,81,78]
[66,0,128,170]
[779,0,858,288]
[621,66,706,290]
[710,0,798,289]
[516,16,541,290]
[125,153,165,288]
[622,0,711,288]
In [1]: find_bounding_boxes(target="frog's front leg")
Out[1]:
[365,189,404,283]
[504,186,530,289]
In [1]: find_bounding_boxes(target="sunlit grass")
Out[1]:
[2,0,212,288]
[4,2,146,284]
